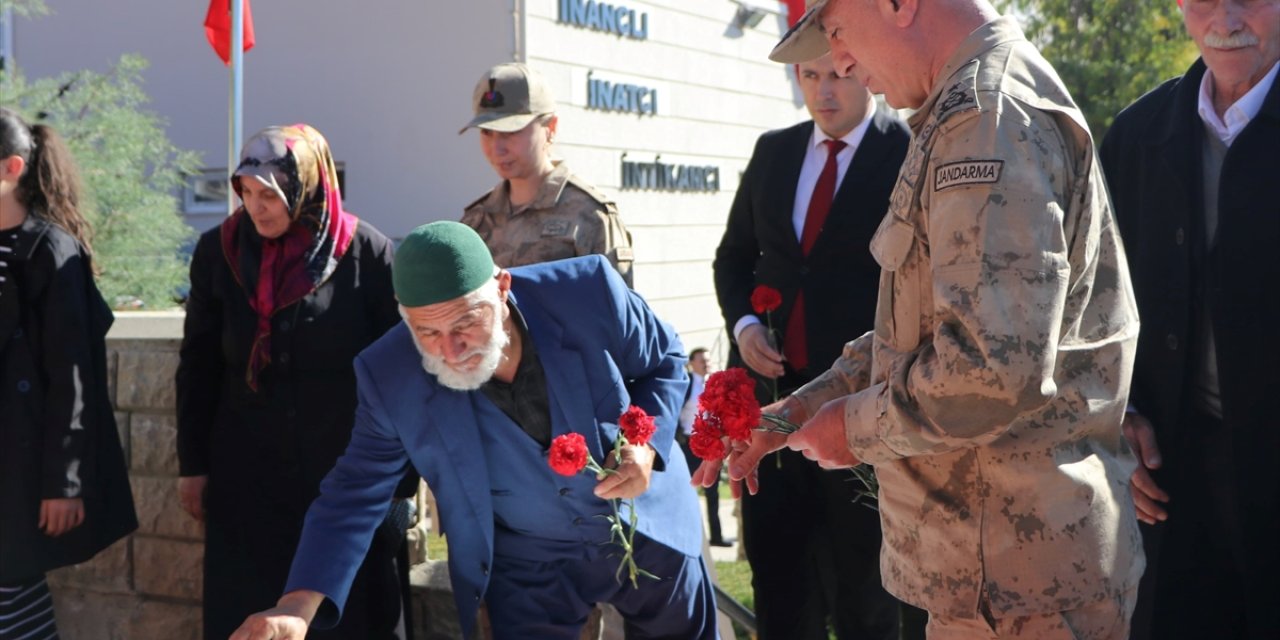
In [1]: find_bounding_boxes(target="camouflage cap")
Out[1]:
[458,63,556,135]
[393,221,496,308]
[770,0,832,64]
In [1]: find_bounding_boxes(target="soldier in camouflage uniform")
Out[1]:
[460,63,635,287]
[694,2,1146,638]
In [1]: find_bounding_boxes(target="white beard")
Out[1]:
[412,301,511,391]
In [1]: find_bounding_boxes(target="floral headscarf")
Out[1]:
[221,124,357,391]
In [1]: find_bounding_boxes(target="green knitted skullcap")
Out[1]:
[393,222,495,307]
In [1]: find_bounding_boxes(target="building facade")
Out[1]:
[8,0,808,358]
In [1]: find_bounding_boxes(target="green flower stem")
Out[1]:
[583,438,652,588]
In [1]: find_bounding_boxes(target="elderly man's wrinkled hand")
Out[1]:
[595,444,655,500]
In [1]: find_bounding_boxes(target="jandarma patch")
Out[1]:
[934,160,1003,191]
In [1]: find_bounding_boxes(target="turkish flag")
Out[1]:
[781,0,808,26]
[204,0,255,66]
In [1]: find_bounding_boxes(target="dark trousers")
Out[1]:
[1130,408,1278,640]
[485,533,717,639]
[742,447,899,640]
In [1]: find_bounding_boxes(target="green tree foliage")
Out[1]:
[0,0,48,18]
[1000,0,1200,138]
[3,55,198,309]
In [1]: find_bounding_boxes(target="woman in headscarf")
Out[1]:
[0,107,137,640]
[176,124,411,639]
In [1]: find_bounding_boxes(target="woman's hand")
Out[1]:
[39,498,85,536]
[178,475,209,522]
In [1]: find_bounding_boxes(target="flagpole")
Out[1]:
[227,0,245,216]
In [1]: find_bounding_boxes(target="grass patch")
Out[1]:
[714,560,754,640]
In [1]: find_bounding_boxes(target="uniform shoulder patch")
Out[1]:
[565,174,612,206]
[934,160,1003,191]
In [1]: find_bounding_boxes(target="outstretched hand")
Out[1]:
[689,398,806,497]
[229,591,321,640]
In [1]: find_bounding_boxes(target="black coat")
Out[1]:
[1100,58,1280,636]
[714,109,910,398]
[176,220,405,638]
[0,216,137,583]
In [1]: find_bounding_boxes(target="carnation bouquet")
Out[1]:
[547,405,659,587]
[689,367,879,508]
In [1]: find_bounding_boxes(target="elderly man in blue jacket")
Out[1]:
[230,222,716,640]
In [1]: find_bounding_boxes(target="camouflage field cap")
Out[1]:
[393,222,496,308]
[770,0,832,64]
[458,63,557,135]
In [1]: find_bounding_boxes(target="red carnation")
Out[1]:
[689,430,728,461]
[750,285,782,314]
[549,432,589,476]
[699,368,762,442]
[619,405,657,446]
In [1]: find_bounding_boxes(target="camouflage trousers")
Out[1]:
[926,588,1137,640]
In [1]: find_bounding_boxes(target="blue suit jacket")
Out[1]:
[286,256,701,638]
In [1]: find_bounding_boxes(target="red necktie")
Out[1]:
[784,139,846,372]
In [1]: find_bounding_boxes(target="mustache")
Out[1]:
[1203,31,1260,49]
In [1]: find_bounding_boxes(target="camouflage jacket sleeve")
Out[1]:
[847,105,1077,465]
[789,330,875,419]
[573,200,635,288]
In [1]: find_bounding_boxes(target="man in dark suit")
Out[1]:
[711,52,911,640]
[1099,2,1279,638]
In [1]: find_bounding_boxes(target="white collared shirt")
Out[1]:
[790,114,874,240]
[1197,60,1279,146]
[733,109,875,341]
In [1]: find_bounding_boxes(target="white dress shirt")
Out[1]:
[1197,60,1279,146]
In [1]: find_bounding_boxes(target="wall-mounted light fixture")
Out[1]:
[730,1,776,30]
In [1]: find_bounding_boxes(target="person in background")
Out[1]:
[175,124,413,639]
[228,222,715,640]
[0,107,137,640]
[676,347,732,547]
[1100,1,1280,637]
[712,44,912,639]
[460,62,635,286]
[700,1,1145,638]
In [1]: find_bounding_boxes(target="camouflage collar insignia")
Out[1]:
[937,81,976,122]
[934,61,980,124]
